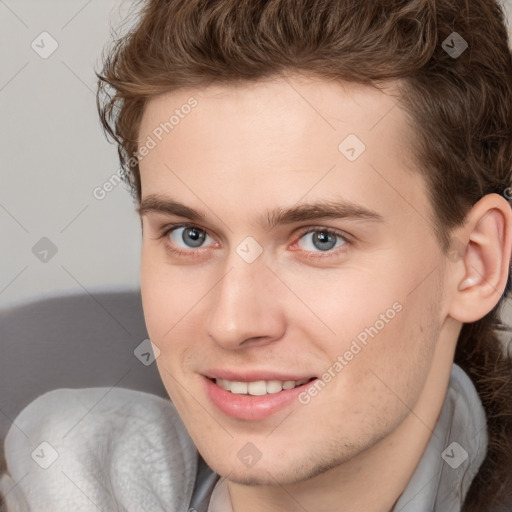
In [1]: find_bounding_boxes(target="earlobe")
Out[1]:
[448,193,512,324]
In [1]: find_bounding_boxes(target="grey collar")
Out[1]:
[193,363,488,512]
[392,363,488,512]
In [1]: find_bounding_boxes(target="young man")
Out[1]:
[1,0,512,511]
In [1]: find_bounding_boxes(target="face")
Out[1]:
[138,75,451,485]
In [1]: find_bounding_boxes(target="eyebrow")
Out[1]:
[137,194,384,230]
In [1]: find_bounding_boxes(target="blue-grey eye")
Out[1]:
[170,226,209,248]
[298,230,346,252]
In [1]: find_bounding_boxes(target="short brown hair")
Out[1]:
[96,1,512,509]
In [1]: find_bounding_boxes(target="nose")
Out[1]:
[205,253,286,350]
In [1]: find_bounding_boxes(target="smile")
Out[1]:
[214,377,314,395]
[203,376,319,421]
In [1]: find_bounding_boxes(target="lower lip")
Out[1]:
[203,376,317,421]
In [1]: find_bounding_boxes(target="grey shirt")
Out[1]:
[0,363,487,511]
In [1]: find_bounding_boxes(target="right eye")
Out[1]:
[160,223,216,256]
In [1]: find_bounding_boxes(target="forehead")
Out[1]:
[137,75,433,234]
[139,75,408,150]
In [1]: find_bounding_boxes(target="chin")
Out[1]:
[204,450,347,487]
[223,471,277,486]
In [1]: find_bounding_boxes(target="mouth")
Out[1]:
[206,376,317,395]
[203,375,319,421]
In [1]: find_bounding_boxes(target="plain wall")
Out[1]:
[1,0,141,310]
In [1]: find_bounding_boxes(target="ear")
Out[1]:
[447,193,512,323]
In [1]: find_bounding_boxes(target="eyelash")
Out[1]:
[157,223,351,260]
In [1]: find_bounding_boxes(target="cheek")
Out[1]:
[299,313,436,445]
[140,248,205,398]
[140,247,201,340]
[290,268,404,359]
[140,250,166,339]
[302,267,440,424]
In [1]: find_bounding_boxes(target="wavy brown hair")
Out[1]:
[95,0,512,509]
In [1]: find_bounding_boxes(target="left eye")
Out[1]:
[296,228,346,253]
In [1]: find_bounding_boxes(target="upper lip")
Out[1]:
[203,369,317,382]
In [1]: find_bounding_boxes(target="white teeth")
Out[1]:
[230,381,248,394]
[215,377,311,395]
[247,381,267,396]
[216,378,231,391]
[266,380,284,394]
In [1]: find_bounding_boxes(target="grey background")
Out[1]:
[1,0,512,310]
[1,0,141,310]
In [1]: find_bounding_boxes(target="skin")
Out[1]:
[137,74,512,512]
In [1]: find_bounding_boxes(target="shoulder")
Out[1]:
[0,387,198,511]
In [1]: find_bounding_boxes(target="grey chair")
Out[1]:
[0,290,168,472]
